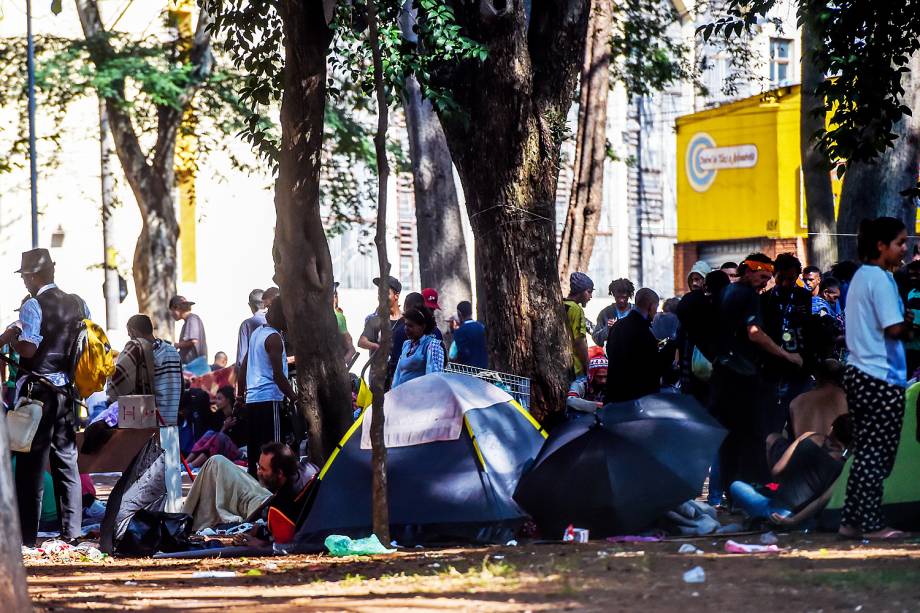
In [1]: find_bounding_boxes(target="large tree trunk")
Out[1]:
[558,0,613,285]
[403,75,472,322]
[800,1,837,270]
[367,0,391,546]
[275,0,353,465]
[76,0,211,339]
[0,415,32,611]
[436,1,590,423]
[837,50,920,261]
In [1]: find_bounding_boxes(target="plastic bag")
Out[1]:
[116,510,194,557]
[324,534,396,557]
[690,347,712,382]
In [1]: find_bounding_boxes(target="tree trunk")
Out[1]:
[367,0,391,545]
[0,413,32,611]
[76,0,212,340]
[558,0,613,286]
[403,75,472,322]
[99,100,121,331]
[436,2,590,423]
[800,2,837,270]
[837,50,920,261]
[275,0,353,465]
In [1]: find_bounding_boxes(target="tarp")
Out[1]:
[296,373,546,546]
[359,372,514,449]
[100,435,167,554]
[820,382,920,531]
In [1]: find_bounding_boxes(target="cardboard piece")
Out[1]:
[118,395,157,429]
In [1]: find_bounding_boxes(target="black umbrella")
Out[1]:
[513,393,726,537]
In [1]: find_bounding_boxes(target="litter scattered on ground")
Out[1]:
[191,571,238,578]
[760,532,778,545]
[124,581,137,586]
[23,540,107,563]
[683,566,706,583]
[506,540,518,546]
[678,544,702,554]
[244,569,262,576]
[563,525,589,543]
[197,523,255,538]
[607,535,662,543]
[262,562,279,571]
[724,540,781,554]
[325,534,396,557]
[492,555,505,560]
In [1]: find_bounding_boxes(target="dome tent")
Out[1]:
[294,373,546,546]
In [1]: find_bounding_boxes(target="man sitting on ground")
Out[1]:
[730,414,852,527]
[183,442,317,546]
[788,359,848,438]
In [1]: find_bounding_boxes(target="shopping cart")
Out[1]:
[444,362,532,410]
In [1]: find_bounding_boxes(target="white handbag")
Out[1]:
[7,396,44,453]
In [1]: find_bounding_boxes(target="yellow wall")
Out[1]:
[677,87,805,243]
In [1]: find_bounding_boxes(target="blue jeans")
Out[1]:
[729,481,792,520]
[707,453,723,506]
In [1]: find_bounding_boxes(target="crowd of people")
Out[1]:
[0,251,490,548]
[2,214,916,548]
[563,216,916,539]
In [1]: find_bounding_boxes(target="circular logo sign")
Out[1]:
[685,132,717,192]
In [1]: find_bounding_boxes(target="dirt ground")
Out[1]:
[25,532,920,612]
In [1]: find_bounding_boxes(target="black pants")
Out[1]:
[709,365,770,493]
[247,400,282,477]
[14,382,82,545]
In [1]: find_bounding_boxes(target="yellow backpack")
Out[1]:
[72,319,116,399]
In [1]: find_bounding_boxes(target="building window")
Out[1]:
[770,38,793,85]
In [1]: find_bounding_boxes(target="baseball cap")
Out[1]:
[168,295,195,309]
[421,288,441,311]
[372,275,403,294]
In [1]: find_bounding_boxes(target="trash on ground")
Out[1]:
[505,540,518,546]
[683,566,706,583]
[325,534,396,557]
[724,540,781,554]
[262,562,279,571]
[678,544,702,554]
[607,535,662,543]
[760,532,778,545]
[191,571,238,578]
[22,540,107,563]
[562,524,589,543]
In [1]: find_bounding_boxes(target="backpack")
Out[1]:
[72,319,116,399]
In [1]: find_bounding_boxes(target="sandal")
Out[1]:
[862,527,907,540]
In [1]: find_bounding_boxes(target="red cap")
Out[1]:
[421,288,441,311]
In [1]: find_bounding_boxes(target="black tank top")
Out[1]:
[773,438,843,511]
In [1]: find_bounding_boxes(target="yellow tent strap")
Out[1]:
[509,399,548,439]
[318,408,366,480]
[464,415,486,471]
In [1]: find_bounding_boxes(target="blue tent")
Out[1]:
[295,373,546,546]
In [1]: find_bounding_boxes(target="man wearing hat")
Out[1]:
[170,295,208,365]
[421,288,441,312]
[564,272,595,379]
[7,248,89,546]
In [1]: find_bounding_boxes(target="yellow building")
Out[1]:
[674,85,816,287]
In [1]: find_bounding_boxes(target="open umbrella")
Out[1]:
[513,393,726,537]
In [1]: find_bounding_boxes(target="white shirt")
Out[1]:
[845,265,907,386]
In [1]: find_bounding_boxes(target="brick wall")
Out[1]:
[673,242,699,293]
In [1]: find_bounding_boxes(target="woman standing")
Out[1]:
[840,217,912,540]
[392,306,445,388]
